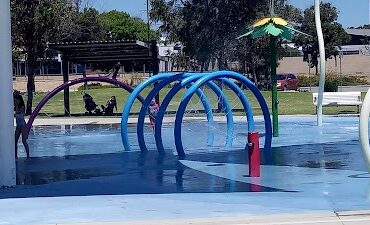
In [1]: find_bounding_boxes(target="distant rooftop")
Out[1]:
[346,29,370,37]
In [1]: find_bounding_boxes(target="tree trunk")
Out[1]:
[83,64,87,90]
[26,57,36,115]
[253,66,257,85]
[171,58,174,71]
[242,61,246,74]
[200,61,204,72]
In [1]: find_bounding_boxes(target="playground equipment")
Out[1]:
[121,71,272,162]
[359,88,370,172]
[121,72,234,153]
[23,71,270,177]
[136,72,236,154]
[18,70,269,178]
[24,77,144,138]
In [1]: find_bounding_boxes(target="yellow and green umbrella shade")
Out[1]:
[237,17,309,137]
[238,17,309,40]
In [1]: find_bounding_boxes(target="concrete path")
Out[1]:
[36,211,370,225]
[25,114,318,126]
[26,115,209,126]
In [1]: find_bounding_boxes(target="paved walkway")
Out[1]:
[44,211,370,225]
[27,115,210,126]
[26,114,317,126]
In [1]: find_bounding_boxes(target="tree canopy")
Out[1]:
[151,0,350,81]
[150,0,305,82]
[297,3,350,73]
[11,0,159,114]
[151,0,272,69]
[100,10,159,41]
[11,0,78,114]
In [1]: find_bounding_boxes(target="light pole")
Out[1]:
[0,0,16,187]
[269,0,279,137]
[315,0,326,126]
[147,0,150,42]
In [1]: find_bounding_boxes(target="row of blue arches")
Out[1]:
[121,71,272,159]
[25,71,272,159]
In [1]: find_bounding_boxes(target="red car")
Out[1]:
[277,74,299,91]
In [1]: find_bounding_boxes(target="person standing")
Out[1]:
[14,94,30,159]
[148,99,160,131]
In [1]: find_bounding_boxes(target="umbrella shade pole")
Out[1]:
[270,35,279,137]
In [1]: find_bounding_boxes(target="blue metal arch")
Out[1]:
[138,73,256,154]
[154,74,235,153]
[121,73,175,151]
[174,71,272,159]
[153,75,256,154]
[221,79,255,131]
[136,73,215,153]
[121,72,235,152]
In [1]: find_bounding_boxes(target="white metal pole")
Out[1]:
[0,0,16,187]
[360,88,370,172]
[315,0,326,126]
[339,53,343,91]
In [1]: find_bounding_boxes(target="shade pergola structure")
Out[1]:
[48,40,159,116]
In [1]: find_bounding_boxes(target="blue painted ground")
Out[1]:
[1,116,370,224]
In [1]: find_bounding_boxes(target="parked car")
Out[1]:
[277,73,299,91]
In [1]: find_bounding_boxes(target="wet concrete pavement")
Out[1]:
[1,116,370,225]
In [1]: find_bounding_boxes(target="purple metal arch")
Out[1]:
[25,77,143,138]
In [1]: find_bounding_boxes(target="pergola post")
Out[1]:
[62,57,70,116]
[0,0,16,187]
[83,64,87,90]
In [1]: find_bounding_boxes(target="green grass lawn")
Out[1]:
[31,87,362,117]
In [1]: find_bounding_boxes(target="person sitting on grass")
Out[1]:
[101,96,117,116]
[83,93,98,115]
[14,94,30,159]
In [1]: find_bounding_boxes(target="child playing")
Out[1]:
[148,99,160,131]
[14,94,30,159]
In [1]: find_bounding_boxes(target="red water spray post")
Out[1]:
[248,132,260,177]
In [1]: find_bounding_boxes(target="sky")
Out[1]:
[86,0,370,28]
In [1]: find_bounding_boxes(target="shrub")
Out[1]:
[324,77,338,92]
[297,75,318,87]
[77,83,118,91]
[340,76,368,86]
[297,75,368,88]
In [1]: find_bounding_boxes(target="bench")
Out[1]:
[312,92,362,114]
